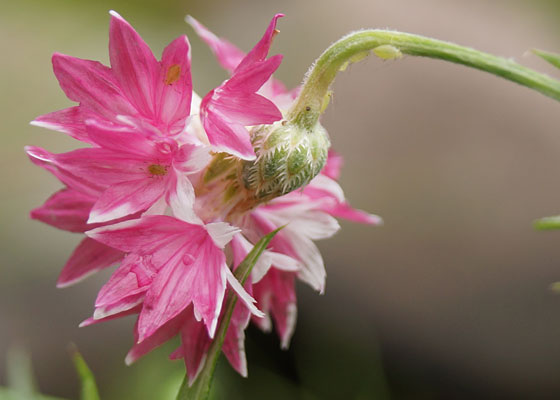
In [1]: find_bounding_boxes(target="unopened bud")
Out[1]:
[242,119,330,201]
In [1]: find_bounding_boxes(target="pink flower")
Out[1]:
[27,11,380,382]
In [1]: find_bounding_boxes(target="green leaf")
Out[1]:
[69,345,100,400]
[534,215,560,230]
[533,49,560,70]
[176,228,282,400]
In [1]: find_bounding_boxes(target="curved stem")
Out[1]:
[288,30,560,130]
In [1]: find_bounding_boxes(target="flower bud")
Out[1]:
[200,119,330,218]
[242,119,330,202]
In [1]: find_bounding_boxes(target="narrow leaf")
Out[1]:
[534,215,560,230]
[176,228,282,400]
[69,345,100,400]
[533,49,560,70]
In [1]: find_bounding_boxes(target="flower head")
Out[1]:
[27,11,380,381]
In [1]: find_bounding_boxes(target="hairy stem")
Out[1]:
[288,30,560,130]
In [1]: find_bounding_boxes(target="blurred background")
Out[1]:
[2,0,560,398]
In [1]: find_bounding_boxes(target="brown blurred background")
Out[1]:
[2,0,560,398]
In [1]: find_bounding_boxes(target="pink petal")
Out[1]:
[109,11,159,118]
[221,283,252,377]
[93,254,156,318]
[322,150,343,180]
[137,235,227,340]
[80,305,141,327]
[85,120,159,156]
[178,312,212,384]
[52,53,136,119]
[253,269,297,349]
[226,55,283,94]
[185,16,245,73]
[234,14,284,73]
[45,147,157,188]
[173,290,251,380]
[31,189,94,233]
[125,311,186,365]
[86,215,191,256]
[88,176,167,223]
[25,146,104,197]
[212,87,283,125]
[200,101,256,159]
[57,237,123,288]
[156,35,193,131]
[322,202,383,225]
[31,107,91,143]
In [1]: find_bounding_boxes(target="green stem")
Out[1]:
[288,30,560,130]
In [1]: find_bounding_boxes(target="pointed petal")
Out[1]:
[234,14,283,73]
[52,53,135,119]
[125,311,185,365]
[222,292,251,377]
[156,35,193,129]
[324,202,383,225]
[290,235,326,293]
[225,268,264,318]
[185,16,245,73]
[253,269,297,349]
[109,11,159,117]
[25,146,104,196]
[31,107,90,143]
[31,189,94,233]
[178,311,212,384]
[57,237,123,288]
[80,305,141,327]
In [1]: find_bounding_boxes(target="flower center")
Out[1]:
[165,64,181,85]
[148,164,168,176]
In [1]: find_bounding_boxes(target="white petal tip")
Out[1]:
[109,10,122,18]
[124,353,135,366]
[56,281,72,289]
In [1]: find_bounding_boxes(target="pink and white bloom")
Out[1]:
[27,11,381,382]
